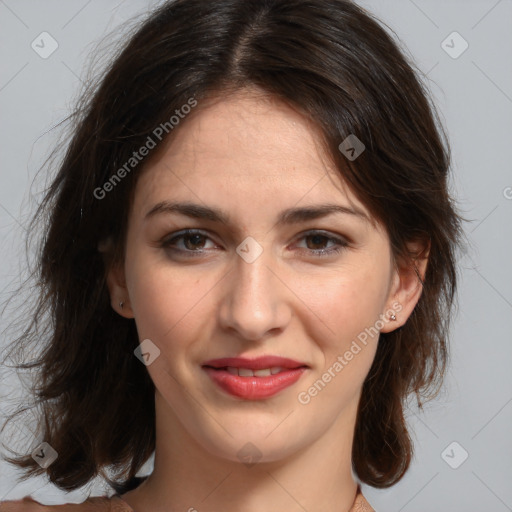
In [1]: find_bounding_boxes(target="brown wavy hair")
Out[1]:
[0,0,463,495]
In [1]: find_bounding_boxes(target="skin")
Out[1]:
[107,87,427,512]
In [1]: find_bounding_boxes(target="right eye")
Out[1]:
[160,229,219,257]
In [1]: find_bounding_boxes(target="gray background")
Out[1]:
[0,1,511,510]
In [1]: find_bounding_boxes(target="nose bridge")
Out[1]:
[219,237,289,340]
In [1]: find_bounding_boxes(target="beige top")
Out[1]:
[0,487,375,511]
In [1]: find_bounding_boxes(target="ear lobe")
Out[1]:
[380,238,430,333]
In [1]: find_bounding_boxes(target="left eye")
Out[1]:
[160,229,347,258]
[295,232,348,256]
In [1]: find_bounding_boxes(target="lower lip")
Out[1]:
[203,367,307,400]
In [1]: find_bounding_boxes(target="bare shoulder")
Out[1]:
[0,496,114,512]
[0,497,46,512]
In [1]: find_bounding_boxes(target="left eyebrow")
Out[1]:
[144,200,370,225]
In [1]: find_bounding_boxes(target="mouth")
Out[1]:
[202,356,309,400]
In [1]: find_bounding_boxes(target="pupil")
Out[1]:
[186,234,204,250]
[309,235,325,249]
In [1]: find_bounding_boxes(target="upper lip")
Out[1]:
[202,356,309,370]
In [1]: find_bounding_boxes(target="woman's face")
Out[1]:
[111,89,408,464]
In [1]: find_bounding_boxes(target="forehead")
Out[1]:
[132,89,370,220]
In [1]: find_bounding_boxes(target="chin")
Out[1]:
[191,420,311,466]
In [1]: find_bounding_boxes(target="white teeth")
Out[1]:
[224,366,285,377]
[254,368,271,377]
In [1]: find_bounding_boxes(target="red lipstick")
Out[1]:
[202,356,308,400]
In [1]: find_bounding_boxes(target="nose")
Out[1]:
[218,241,292,342]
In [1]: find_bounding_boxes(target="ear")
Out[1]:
[99,237,134,319]
[380,238,430,333]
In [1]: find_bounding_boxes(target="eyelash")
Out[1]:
[159,229,348,258]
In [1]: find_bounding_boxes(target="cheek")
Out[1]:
[297,260,391,343]
[294,261,390,403]
[297,269,385,405]
[126,248,216,346]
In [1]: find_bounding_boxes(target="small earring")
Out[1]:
[389,313,396,321]
[119,301,124,309]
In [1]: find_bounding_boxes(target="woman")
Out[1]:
[0,0,462,510]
